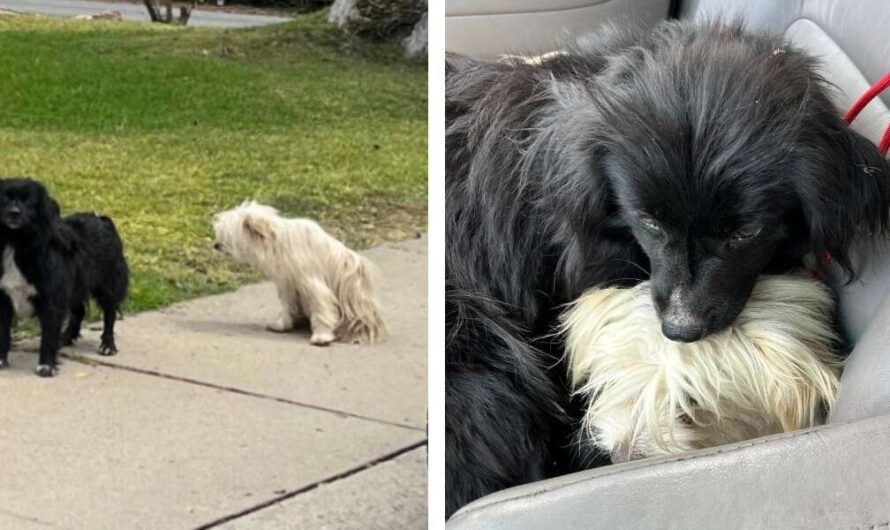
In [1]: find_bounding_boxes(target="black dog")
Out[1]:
[61,212,129,355]
[445,21,890,516]
[0,178,129,377]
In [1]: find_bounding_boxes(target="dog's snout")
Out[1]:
[213,242,221,251]
[661,287,705,342]
[661,318,704,343]
[2,203,25,229]
[6,204,22,217]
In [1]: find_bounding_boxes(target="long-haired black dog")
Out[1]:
[0,178,129,377]
[445,21,890,517]
[61,212,129,354]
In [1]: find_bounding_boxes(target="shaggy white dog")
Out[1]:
[213,201,387,346]
[562,275,841,462]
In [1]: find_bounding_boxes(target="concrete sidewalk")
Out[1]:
[0,0,291,28]
[0,237,427,529]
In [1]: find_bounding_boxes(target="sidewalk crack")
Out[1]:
[192,440,427,529]
[60,352,425,432]
[0,507,68,529]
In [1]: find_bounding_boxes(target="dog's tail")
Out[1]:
[334,252,388,344]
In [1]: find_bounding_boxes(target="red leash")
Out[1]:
[842,70,890,156]
[815,71,890,278]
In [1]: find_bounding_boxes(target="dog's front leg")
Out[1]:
[303,279,340,346]
[0,294,13,369]
[267,285,298,333]
[36,308,64,377]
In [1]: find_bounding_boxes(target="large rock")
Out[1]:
[328,0,362,26]
[329,0,426,57]
[402,11,426,57]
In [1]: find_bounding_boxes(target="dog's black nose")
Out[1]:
[213,242,221,251]
[661,319,705,343]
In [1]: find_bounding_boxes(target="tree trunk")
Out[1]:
[143,0,162,22]
[143,0,195,25]
[178,2,196,25]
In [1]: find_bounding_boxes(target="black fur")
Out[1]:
[0,178,129,377]
[445,21,890,517]
[61,212,129,356]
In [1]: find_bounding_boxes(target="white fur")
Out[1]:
[213,201,387,345]
[562,275,841,462]
[0,246,36,317]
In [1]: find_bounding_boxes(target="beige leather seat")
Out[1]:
[445,0,670,61]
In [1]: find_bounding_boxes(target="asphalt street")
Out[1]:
[0,0,291,27]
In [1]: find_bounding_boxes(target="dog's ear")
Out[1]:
[243,214,274,241]
[539,79,615,230]
[536,79,620,295]
[797,126,890,278]
[36,187,60,225]
[47,198,61,219]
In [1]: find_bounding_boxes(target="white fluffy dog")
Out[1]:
[213,201,387,346]
[562,275,841,463]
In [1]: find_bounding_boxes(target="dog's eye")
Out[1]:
[730,226,762,242]
[637,214,660,232]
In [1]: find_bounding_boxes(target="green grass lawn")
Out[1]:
[0,11,427,315]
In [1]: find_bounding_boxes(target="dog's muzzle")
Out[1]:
[3,210,24,230]
[661,288,705,342]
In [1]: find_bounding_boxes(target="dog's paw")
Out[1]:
[267,314,296,333]
[310,333,336,347]
[266,322,291,333]
[0,359,9,370]
[35,364,58,378]
[97,343,118,356]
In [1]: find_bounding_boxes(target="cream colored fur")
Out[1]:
[213,201,387,346]
[562,275,841,462]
